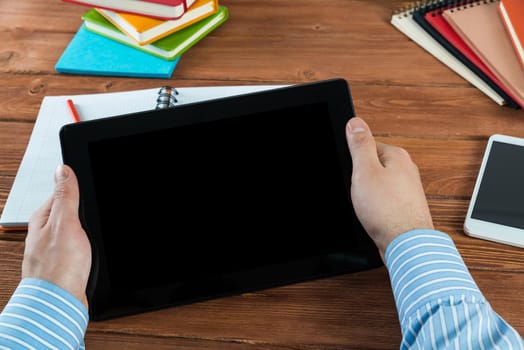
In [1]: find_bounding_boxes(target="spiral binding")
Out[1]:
[392,0,492,17]
[156,86,179,109]
[445,0,496,13]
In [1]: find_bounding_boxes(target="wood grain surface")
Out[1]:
[0,0,522,349]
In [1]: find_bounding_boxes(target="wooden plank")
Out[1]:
[0,76,521,138]
[85,332,301,350]
[1,0,407,33]
[0,240,22,303]
[0,0,481,86]
[0,28,465,84]
[0,76,293,123]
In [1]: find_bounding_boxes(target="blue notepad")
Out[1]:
[55,24,180,78]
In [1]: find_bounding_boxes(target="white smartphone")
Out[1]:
[464,134,524,249]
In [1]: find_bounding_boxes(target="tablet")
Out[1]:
[464,134,524,249]
[60,78,383,321]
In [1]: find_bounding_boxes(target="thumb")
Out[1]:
[345,117,381,171]
[50,164,80,219]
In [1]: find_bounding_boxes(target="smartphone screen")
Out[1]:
[471,141,524,229]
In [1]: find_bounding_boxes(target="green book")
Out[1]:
[82,6,228,60]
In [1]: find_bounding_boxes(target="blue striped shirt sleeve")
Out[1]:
[386,229,523,350]
[0,278,88,350]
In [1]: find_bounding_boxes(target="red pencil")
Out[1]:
[66,99,81,123]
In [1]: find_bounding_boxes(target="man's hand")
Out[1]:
[22,164,92,308]
[346,117,434,261]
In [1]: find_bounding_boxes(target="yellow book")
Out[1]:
[96,0,218,45]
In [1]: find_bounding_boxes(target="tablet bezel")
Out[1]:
[60,78,383,321]
[464,134,524,249]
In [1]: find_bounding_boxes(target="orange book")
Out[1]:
[499,0,524,69]
[96,0,218,45]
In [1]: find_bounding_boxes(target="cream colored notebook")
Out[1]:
[443,0,524,107]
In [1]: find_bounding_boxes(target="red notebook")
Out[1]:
[499,0,524,68]
[425,7,520,107]
[62,0,197,20]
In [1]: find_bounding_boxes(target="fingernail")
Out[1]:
[55,165,69,182]
[348,118,367,133]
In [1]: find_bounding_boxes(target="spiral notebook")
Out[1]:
[390,1,506,106]
[442,0,524,108]
[421,3,520,108]
[0,84,285,230]
[411,0,519,108]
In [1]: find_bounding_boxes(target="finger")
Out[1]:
[49,164,80,220]
[345,117,381,171]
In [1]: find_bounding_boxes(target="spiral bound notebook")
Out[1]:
[411,0,519,108]
[421,3,520,108]
[442,0,524,109]
[0,84,285,230]
[390,1,506,106]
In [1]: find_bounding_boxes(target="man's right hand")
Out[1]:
[345,117,434,261]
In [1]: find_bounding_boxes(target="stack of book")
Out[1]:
[56,0,229,78]
[391,0,523,108]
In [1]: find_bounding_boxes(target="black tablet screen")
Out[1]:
[88,102,356,291]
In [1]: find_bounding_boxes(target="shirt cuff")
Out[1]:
[384,229,484,324]
[0,278,88,349]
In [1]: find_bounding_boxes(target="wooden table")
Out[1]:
[1,1,522,348]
